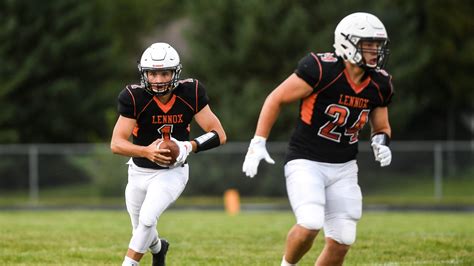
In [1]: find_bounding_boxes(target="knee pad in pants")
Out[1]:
[296,203,325,230]
[324,217,358,245]
[129,223,155,253]
[324,201,361,245]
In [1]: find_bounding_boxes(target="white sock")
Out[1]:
[149,237,162,254]
[122,256,139,266]
[281,256,297,266]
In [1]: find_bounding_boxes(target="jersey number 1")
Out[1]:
[157,124,174,140]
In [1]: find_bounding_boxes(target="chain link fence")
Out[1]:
[0,141,472,207]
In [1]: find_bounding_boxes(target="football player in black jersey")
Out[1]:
[243,13,393,266]
[111,42,226,266]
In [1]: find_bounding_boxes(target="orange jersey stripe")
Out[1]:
[136,99,154,120]
[126,87,137,117]
[310,52,323,88]
[153,95,176,114]
[300,71,345,125]
[195,80,199,113]
[301,94,318,125]
[176,95,195,112]
[300,53,323,125]
[343,69,371,94]
[132,125,139,137]
[371,80,384,103]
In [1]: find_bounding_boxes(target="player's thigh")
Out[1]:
[139,165,189,226]
[324,162,362,245]
[125,183,146,223]
[285,159,326,230]
[325,162,362,220]
[125,165,148,228]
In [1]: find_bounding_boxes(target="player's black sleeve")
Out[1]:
[117,87,136,118]
[195,80,210,112]
[370,70,395,107]
[294,53,321,88]
[379,75,394,107]
[382,75,395,106]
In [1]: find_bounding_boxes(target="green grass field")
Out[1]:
[0,210,472,265]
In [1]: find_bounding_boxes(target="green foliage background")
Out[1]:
[1,0,473,196]
[184,0,474,141]
[0,0,114,142]
[1,0,473,144]
[0,0,181,143]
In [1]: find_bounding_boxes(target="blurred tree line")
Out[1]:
[1,0,473,144]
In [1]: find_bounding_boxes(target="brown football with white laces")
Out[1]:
[156,139,180,165]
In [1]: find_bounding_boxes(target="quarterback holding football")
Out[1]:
[111,42,226,266]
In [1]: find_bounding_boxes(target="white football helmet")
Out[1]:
[334,12,390,69]
[138,42,182,96]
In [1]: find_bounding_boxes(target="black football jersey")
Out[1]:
[285,52,394,164]
[117,79,209,169]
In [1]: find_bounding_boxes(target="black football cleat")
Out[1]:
[152,239,169,266]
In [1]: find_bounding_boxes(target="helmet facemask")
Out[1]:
[139,66,182,96]
[347,36,390,69]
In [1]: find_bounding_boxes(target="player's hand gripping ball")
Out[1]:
[156,139,180,165]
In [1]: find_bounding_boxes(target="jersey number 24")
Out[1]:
[317,104,369,144]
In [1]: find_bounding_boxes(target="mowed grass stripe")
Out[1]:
[0,211,472,265]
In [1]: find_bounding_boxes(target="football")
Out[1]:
[156,139,180,165]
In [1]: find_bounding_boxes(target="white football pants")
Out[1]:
[125,159,189,252]
[284,159,362,245]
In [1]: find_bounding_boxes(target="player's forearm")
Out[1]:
[255,95,282,138]
[369,107,391,137]
[193,106,227,149]
[371,127,391,138]
[203,119,227,146]
[110,138,147,158]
